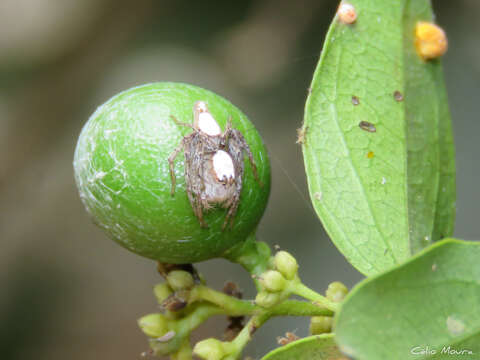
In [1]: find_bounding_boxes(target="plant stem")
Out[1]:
[190,285,334,317]
[177,304,223,335]
[289,282,339,312]
[171,339,192,360]
[272,300,334,317]
[222,232,271,289]
[228,312,272,359]
[151,304,223,356]
[190,286,254,316]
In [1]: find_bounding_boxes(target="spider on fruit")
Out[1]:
[168,101,261,229]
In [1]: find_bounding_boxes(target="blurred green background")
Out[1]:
[1,0,478,359]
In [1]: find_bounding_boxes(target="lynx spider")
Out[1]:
[168,101,261,229]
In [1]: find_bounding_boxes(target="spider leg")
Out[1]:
[194,195,208,228]
[188,187,207,228]
[168,140,185,196]
[186,174,208,229]
[222,192,240,230]
[242,140,261,186]
[223,116,233,144]
[198,141,217,212]
[222,163,243,230]
[226,128,263,187]
[170,115,195,129]
[186,135,209,228]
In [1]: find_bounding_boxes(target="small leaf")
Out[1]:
[261,334,347,360]
[335,239,480,359]
[302,1,455,275]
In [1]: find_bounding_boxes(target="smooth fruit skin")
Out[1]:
[73,82,270,263]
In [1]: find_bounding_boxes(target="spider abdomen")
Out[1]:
[200,150,238,206]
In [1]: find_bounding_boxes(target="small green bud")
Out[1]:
[326,281,348,303]
[153,283,173,303]
[166,270,195,291]
[138,313,168,338]
[193,338,225,360]
[259,270,287,292]
[268,256,276,269]
[309,316,333,335]
[274,251,298,280]
[255,291,280,308]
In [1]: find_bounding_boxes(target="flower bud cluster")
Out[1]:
[309,316,333,335]
[166,270,195,291]
[138,313,168,338]
[255,251,299,308]
[309,281,348,335]
[138,269,199,356]
[325,281,348,303]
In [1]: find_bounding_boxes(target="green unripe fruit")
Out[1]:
[166,270,195,291]
[259,270,287,292]
[326,281,349,303]
[74,82,270,263]
[255,290,281,308]
[138,313,168,338]
[309,316,333,335]
[274,251,298,280]
[153,283,173,303]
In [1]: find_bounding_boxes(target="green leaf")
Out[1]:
[302,0,455,275]
[335,239,480,359]
[261,334,347,360]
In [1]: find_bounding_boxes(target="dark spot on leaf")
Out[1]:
[307,87,313,94]
[352,96,360,105]
[359,121,376,133]
[367,151,374,159]
[394,91,404,102]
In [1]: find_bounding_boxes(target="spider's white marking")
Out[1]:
[194,101,222,136]
[194,101,208,113]
[198,111,222,136]
[213,150,235,182]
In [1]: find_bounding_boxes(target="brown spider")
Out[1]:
[168,101,261,229]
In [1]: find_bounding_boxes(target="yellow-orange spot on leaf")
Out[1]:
[337,3,357,24]
[367,151,374,159]
[415,21,448,60]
